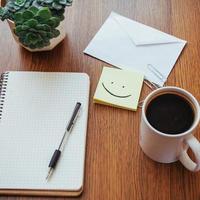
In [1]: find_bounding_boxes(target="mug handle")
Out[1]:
[179,135,200,172]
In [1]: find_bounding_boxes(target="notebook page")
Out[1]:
[0,72,90,190]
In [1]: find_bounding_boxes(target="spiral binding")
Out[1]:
[0,72,9,120]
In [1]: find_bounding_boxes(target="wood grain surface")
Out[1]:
[0,0,200,199]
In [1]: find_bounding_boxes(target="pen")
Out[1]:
[46,102,81,180]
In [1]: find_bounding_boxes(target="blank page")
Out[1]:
[0,72,90,190]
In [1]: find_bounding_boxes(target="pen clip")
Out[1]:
[68,108,81,132]
[67,102,81,132]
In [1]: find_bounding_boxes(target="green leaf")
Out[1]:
[15,25,23,32]
[59,0,67,5]
[66,0,72,6]
[35,24,44,30]
[66,2,72,6]
[46,18,55,27]
[33,15,42,22]
[15,0,26,6]
[31,1,41,9]
[13,5,21,10]
[46,32,54,38]
[7,3,15,9]
[37,7,51,19]
[43,37,49,43]
[25,1,31,8]
[52,29,60,37]
[60,8,65,14]
[24,36,32,45]
[15,30,26,37]
[29,28,37,32]
[28,6,39,14]
[44,0,53,3]
[66,0,73,6]
[19,37,26,44]
[43,40,50,46]
[0,7,4,14]
[38,30,47,37]
[46,17,60,27]
[35,40,45,48]
[21,25,29,30]
[0,7,6,18]
[45,24,51,31]
[13,12,23,24]
[22,10,34,20]
[26,32,39,44]
[42,24,51,31]
[58,14,64,21]
[52,2,62,10]
[36,24,51,31]
[36,0,43,3]
[24,19,38,28]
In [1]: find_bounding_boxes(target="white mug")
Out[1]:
[140,86,200,172]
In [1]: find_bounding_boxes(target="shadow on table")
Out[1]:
[137,149,200,199]
[17,35,79,72]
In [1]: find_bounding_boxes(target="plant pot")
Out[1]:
[0,0,66,52]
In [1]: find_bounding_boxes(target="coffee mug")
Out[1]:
[140,86,200,172]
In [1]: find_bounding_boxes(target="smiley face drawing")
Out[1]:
[102,81,132,98]
[94,67,144,111]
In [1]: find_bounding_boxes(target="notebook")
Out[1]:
[0,71,90,196]
[94,67,144,111]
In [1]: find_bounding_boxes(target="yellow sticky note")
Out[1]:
[94,67,144,111]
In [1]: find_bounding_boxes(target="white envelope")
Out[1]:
[84,12,187,86]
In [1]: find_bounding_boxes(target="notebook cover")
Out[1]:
[0,72,90,196]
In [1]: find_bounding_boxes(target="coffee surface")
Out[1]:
[146,93,194,134]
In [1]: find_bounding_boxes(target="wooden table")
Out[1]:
[0,0,200,199]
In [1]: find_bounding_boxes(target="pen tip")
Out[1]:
[46,174,50,181]
[46,168,53,181]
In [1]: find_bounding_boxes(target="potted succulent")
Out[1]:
[0,0,72,51]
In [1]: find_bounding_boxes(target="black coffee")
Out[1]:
[146,93,194,134]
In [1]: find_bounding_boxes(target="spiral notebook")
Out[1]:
[0,71,90,197]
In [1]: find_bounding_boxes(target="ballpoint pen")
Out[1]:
[46,102,81,180]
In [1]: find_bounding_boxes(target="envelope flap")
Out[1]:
[111,12,184,45]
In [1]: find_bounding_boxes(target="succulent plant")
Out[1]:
[14,6,60,49]
[0,0,73,49]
